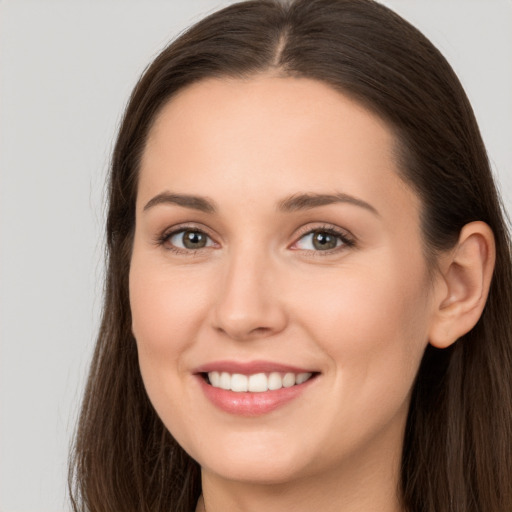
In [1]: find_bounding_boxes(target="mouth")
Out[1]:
[193,362,320,416]
[200,370,318,393]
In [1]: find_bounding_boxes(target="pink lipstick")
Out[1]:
[193,360,319,416]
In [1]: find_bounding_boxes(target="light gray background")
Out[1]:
[1,1,510,510]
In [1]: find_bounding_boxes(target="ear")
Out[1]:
[428,221,496,349]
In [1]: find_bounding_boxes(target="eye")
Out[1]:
[293,226,355,253]
[165,229,214,251]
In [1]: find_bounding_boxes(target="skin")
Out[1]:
[129,75,495,512]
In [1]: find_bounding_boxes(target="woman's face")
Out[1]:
[130,75,437,485]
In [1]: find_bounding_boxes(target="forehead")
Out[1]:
[139,75,418,222]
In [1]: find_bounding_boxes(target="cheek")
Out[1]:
[128,252,212,417]
[291,251,431,407]
[297,258,428,342]
[130,258,209,353]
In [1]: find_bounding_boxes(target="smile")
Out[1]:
[205,371,313,392]
[194,361,320,416]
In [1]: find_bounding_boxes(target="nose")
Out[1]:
[211,247,288,341]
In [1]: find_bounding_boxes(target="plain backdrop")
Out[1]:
[0,1,510,510]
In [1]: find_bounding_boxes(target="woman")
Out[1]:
[69,0,512,511]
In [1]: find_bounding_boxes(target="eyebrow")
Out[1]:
[143,192,216,213]
[143,191,379,216]
[277,192,379,216]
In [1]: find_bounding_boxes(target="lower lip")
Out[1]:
[197,375,317,416]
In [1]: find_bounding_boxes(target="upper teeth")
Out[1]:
[207,371,313,393]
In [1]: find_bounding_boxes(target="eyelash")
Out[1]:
[293,224,356,256]
[155,223,356,257]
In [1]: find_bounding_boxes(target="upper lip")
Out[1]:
[193,360,318,375]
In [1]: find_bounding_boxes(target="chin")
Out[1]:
[201,456,306,485]
[187,430,314,485]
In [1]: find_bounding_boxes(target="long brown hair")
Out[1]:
[69,1,512,510]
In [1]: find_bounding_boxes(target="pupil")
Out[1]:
[313,232,336,250]
[184,230,206,249]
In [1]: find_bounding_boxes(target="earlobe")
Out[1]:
[428,221,496,349]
